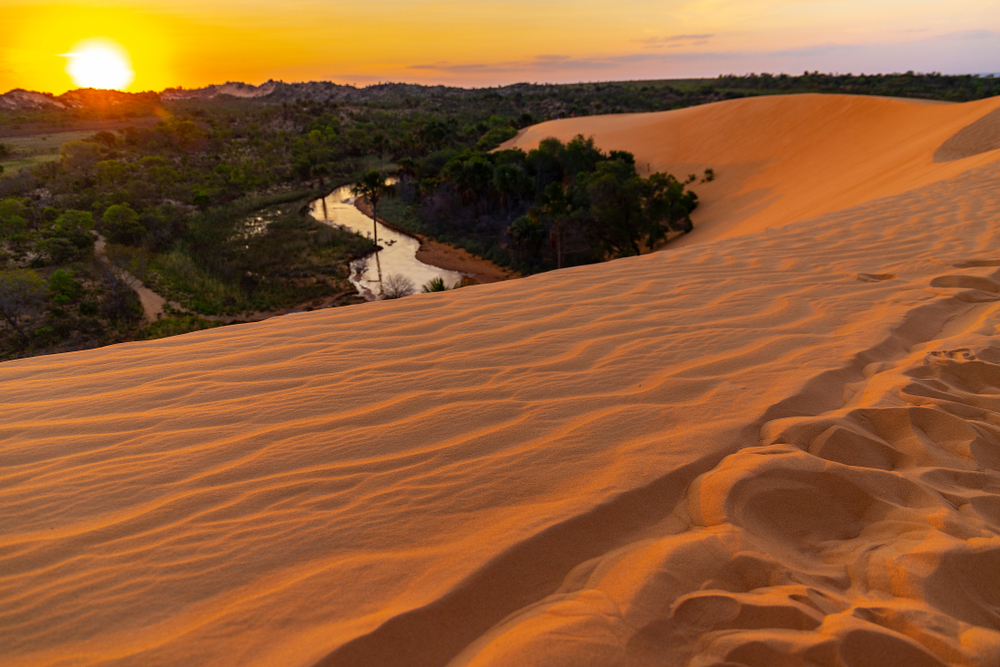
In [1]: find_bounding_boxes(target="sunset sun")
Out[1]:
[63,38,134,90]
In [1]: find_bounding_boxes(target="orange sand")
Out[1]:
[3,94,1000,667]
[503,93,1000,248]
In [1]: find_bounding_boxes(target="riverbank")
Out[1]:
[353,198,517,285]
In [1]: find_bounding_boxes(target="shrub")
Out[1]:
[102,204,145,246]
[421,277,449,292]
[0,268,46,340]
[381,273,414,299]
[49,269,84,302]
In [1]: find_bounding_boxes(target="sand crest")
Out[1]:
[2,95,1000,667]
[503,93,1000,248]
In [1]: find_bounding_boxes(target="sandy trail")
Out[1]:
[93,233,170,321]
[2,95,1000,667]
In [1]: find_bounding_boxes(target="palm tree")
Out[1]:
[350,170,396,248]
[350,170,396,289]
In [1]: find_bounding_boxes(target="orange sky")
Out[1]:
[1,0,998,94]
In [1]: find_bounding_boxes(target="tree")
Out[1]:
[350,170,395,249]
[48,269,83,304]
[372,133,390,172]
[643,172,699,247]
[582,159,646,258]
[39,237,80,264]
[382,273,414,299]
[93,245,145,322]
[96,160,129,189]
[508,215,546,267]
[0,269,46,341]
[55,209,94,233]
[61,141,101,181]
[536,182,574,269]
[102,204,145,246]
[0,198,28,237]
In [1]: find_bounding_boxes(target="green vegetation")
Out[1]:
[395,135,700,273]
[708,71,999,101]
[0,112,374,358]
[1,72,994,359]
[422,277,450,293]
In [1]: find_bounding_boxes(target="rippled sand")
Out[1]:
[3,94,1000,667]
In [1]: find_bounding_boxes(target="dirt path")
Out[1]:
[93,234,175,322]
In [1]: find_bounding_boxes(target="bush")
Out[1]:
[102,204,145,246]
[475,125,518,151]
[381,273,414,299]
[49,269,84,302]
[421,277,449,292]
[39,237,80,264]
[0,268,46,340]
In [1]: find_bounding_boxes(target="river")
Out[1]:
[309,184,465,300]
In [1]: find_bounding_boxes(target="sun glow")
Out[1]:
[63,38,134,90]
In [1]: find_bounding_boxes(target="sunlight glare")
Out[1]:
[63,38,134,90]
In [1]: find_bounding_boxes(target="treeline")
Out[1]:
[714,71,999,102]
[393,135,704,273]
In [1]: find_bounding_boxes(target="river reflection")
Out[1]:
[309,184,464,300]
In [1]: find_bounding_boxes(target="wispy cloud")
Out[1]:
[932,29,1000,40]
[409,55,622,74]
[632,34,714,49]
[408,48,746,77]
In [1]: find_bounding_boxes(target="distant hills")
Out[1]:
[0,80,547,110]
[0,87,159,111]
[1,73,997,120]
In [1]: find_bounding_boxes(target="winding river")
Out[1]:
[309,185,464,300]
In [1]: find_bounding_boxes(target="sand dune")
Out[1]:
[3,95,1000,667]
[503,93,1000,248]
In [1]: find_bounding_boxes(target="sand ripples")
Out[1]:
[3,97,1000,666]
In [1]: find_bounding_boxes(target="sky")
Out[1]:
[1,0,998,94]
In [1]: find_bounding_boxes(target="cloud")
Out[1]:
[409,55,622,75]
[404,30,1000,84]
[932,29,1000,40]
[632,34,714,49]
[408,49,736,77]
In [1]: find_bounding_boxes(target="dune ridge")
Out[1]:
[445,265,1000,667]
[2,96,1000,667]
[503,93,1000,248]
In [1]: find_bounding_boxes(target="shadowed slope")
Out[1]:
[935,106,1000,162]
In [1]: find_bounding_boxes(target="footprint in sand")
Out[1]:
[929,275,1000,293]
[854,272,897,282]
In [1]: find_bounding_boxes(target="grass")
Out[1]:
[2,130,99,152]
[0,129,100,174]
[0,154,60,174]
[149,250,250,316]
